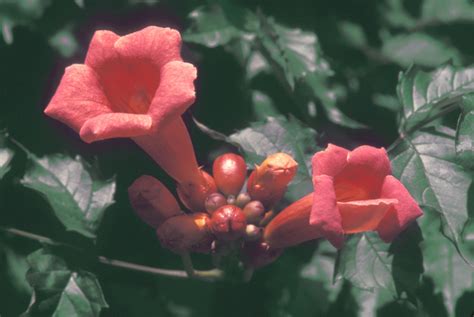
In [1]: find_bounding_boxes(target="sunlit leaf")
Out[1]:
[0,147,13,180]
[48,28,79,58]
[0,0,52,44]
[23,248,107,316]
[382,33,461,67]
[20,154,116,239]
[335,226,423,296]
[184,4,241,48]
[390,128,472,247]
[397,64,474,133]
[422,0,474,23]
[420,213,474,316]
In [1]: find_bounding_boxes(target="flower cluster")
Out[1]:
[44,26,423,272]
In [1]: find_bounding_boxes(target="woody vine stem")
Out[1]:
[0,226,224,281]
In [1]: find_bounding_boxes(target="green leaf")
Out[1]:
[338,21,367,48]
[397,64,474,133]
[390,128,472,247]
[251,90,279,120]
[335,227,423,296]
[0,240,32,296]
[0,147,14,180]
[421,213,474,316]
[23,248,107,317]
[422,0,474,23]
[183,4,241,48]
[455,94,474,169]
[0,0,52,44]
[48,28,79,58]
[382,33,461,68]
[255,15,364,128]
[380,0,417,28]
[20,154,116,239]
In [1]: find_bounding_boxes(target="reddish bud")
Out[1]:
[259,210,275,227]
[128,175,182,228]
[263,194,318,249]
[213,153,247,196]
[156,213,213,253]
[210,205,247,241]
[177,170,217,212]
[247,153,298,207]
[241,241,284,269]
[244,225,262,241]
[242,200,265,224]
[235,192,251,207]
[205,193,227,213]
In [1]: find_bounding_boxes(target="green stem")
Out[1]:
[0,226,223,281]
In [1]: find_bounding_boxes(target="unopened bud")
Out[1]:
[241,241,284,269]
[242,200,265,224]
[263,194,317,249]
[245,225,262,241]
[247,153,298,207]
[213,153,247,196]
[128,175,182,228]
[227,195,236,205]
[235,192,251,207]
[205,193,227,213]
[156,213,213,253]
[177,170,217,212]
[210,205,247,241]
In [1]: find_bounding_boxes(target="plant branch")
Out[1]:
[0,226,223,281]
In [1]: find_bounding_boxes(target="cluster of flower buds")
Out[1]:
[128,152,298,269]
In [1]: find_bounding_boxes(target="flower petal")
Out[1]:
[80,113,153,143]
[114,26,182,68]
[310,175,345,248]
[338,198,398,234]
[44,64,111,132]
[84,30,120,70]
[312,144,349,177]
[377,175,423,242]
[148,61,197,129]
[334,146,391,201]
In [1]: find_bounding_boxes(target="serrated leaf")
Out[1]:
[184,4,241,48]
[255,15,364,128]
[0,147,14,179]
[335,227,423,296]
[23,248,107,317]
[422,0,474,23]
[20,154,116,239]
[397,64,474,133]
[421,213,474,316]
[455,94,474,169]
[390,128,472,247]
[382,33,461,68]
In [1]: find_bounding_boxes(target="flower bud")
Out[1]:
[259,210,275,227]
[244,225,262,241]
[205,193,227,213]
[247,153,298,207]
[213,153,247,196]
[177,170,217,212]
[128,175,182,228]
[263,194,318,249]
[210,205,247,241]
[241,241,283,269]
[235,192,251,207]
[156,213,213,253]
[242,200,265,224]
